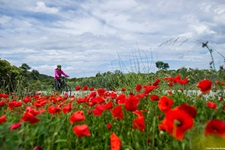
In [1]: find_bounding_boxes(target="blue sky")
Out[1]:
[0,0,225,78]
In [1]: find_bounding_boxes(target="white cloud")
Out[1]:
[32,1,59,14]
[0,0,225,77]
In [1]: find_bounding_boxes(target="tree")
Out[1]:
[20,63,31,73]
[30,69,40,80]
[0,59,22,92]
[155,61,170,70]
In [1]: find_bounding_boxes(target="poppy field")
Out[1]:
[0,75,225,150]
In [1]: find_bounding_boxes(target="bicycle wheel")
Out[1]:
[61,84,71,96]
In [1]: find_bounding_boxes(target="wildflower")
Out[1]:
[116,94,126,105]
[23,96,32,103]
[48,106,61,114]
[105,101,113,110]
[21,112,40,124]
[111,105,124,120]
[197,79,212,94]
[150,94,159,101]
[82,85,88,91]
[107,123,112,130]
[135,84,142,92]
[158,96,174,113]
[10,123,22,130]
[133,110,144,118]
[110,133,121,150]
[205,119,225,139]
[0,93,9,99]
[73,124,91,137]
[75,85,81,91]
[89,87,94,91]
[76,97,88,104]
[97,88,106,97]
[160,108,194,140]
[178,78,189,84]
[0,100,5,107]
[70,110,86,124]
[121,88,126,92]
[177,103,197,118]
[33,146,43,150]
[132,116,145,132]
[92,104,105,116]
[62,103,72,114]
[91,97,105,104]
[8,100,22,109]
[124,95,139,112]
[0,115,6,123]
[153,78,161,86]
[206,102,217,110]
[110,92,117,99]
[143,85,157,95]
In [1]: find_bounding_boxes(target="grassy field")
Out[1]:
[0,76,225,150]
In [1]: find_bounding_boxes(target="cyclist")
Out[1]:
[54,64,69,90]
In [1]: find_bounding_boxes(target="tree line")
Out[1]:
[1,58,224,96]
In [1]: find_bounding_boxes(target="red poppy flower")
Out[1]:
[21,112,40,124]
[173,75,181,82]
[33,146,42,150]
[206,102,217,110]
[110,92,117,99]
[107,123,112,130]
[116,94,126,105]
[70,110,86,124]
[177,103,197,118]
[150,94,159,101]
[197,79,212,94]
[110,133,122,150]
[0,115,6,123]
[0,100,5,107]
[92,109,103,116]
[0,93,9,99]
[76,97,88,104]
[153,78,161,86]
[111,105,124,120]
[158,96,174,113]
[10,123,22,130]
[73,124,91,137]
[160,108,194,140]
[48,106,61,114]
[135,84,142,92]
[92,104,105,116]
[23,96,32,103]
[132,116,145,132]
[105,101,113,110]
[97,88,106,97]
[133,110,144,118]
[91,97,105,104]
[124,96,139,112]
[143,85,157,95]
[121,88,126,92]
[178,78,189,85]
[205,119,225,139]
[82,85,88,91]
[8,100,23,109]
[75,85,81,91]
[26,107,42,116]
[62,103,72,114]
[89,87,94,91]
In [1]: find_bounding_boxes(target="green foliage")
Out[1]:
[155,61,170,70]
[0,59,53,96]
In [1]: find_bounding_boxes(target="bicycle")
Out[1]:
[52,76,72,96]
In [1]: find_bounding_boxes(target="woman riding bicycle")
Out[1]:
[54,64,69,90]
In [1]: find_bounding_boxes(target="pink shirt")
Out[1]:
[54,69,69,80]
